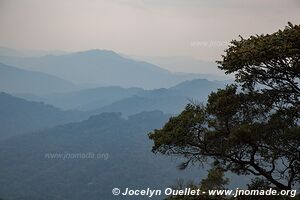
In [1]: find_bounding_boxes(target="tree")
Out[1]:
[200,165,229,191]
[166,166,228,200]
[149,23,300,191]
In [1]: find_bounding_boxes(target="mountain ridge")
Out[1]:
[0,49,230,89]
[15,78,226,113]
[0,63,77,94]
[0,92,88,140]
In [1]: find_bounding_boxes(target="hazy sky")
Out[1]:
[0,0,300,61]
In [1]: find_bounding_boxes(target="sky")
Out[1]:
[0,0,300,61]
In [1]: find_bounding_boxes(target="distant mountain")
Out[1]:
[15,79,226,114]
[169,78,227,95]
[0,63,77,94]
[15,86,144,111]
[129,55,228,79]
[0,92,88,140]
[95,79,225,116]
[0,111,205,200]
[0,49,229,89]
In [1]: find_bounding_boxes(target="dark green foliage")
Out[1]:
[149,23,300,192]
[200,166,229,191]
[218,23,300,97]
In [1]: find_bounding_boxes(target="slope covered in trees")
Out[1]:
[0,92,88,140]
[0,111,205,200]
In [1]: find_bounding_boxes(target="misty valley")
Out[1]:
[0,49,241,199]
[0,3,299,199]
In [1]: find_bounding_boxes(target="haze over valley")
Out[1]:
[0,47,235,199]
[1,0,299,199]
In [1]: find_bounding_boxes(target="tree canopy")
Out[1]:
[149,23,300,191]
